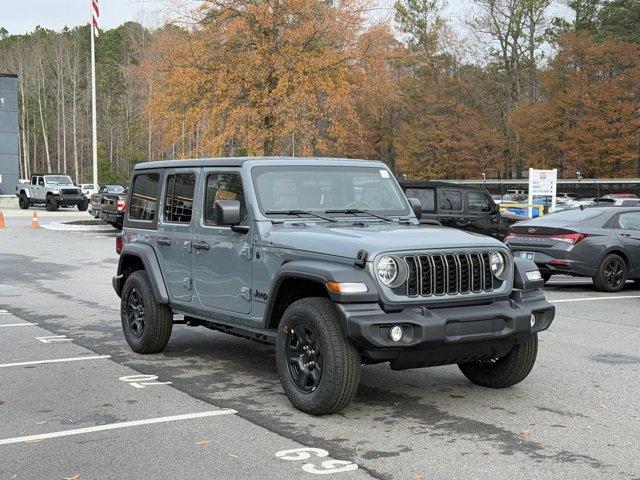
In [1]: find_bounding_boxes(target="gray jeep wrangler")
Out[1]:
[113,157,555,415]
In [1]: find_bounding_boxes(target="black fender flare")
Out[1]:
[113,243,169,304]
[264,260,379,324]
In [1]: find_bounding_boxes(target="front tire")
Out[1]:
[458,334,538,388]
[276,297,361,415]
[121,270,173,354]
[45,196,58,211]
[78,198,89,211]
[593,253,627,292]
[19,193,30,209]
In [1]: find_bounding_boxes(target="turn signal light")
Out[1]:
[549,233,588,244]
[326,281,368,294]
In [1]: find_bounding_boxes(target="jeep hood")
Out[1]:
[269,222,504,260]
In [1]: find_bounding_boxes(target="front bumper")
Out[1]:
[54,194,85,206]
[336,289,554,370]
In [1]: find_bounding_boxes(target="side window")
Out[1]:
[438,189,462,212]
[38,177,44,186]
[468,191,493,213]
[129,173,160,222]
[618,212,640,230]
[31,176,37,185]
[404,188,435,212]
[164,173,196,224]
[203,173,247,226]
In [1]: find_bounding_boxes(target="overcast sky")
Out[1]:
[0,0,570,35]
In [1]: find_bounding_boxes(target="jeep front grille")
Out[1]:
[59,189,80,195]
[400,252,498,297]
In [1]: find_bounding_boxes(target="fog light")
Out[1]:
[530,314,536,328]
[389,326,403,342]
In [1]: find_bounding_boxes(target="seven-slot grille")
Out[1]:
[400,252,498,297]
[59,188,81,195]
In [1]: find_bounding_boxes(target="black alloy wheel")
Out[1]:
[126,288,145,339]
[603,257,625,290]
[286,324,323,392]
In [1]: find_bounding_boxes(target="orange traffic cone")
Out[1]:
[0,210,5,229]
[31,211,40,229]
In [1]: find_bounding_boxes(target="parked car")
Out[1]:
[99,189,127,229]
[603,193,637,199]
[556,192,580,201]
[16,174,88,211]
[90,185,125,219]
[399,181,519,240]
[80,183,99,197]
[505,207,640,291]
[113,157,555,415]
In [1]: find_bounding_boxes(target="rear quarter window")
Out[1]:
[127,172,161,228]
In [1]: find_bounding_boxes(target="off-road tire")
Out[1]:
[458,334,538,388]
[121,270,173,354]
[18,193,29,209]
[593,253,627,292]
[276,297,361,415]
[45,196,58,211]
[78,198,89,211]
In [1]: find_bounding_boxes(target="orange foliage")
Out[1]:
[513,32,640,177]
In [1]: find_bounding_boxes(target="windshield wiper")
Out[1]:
[265,210,337,222]
[324,209,394,222]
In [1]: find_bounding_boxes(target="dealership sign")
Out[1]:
[528,168,557,217]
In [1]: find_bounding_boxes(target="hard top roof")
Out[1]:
[133,156,381,171]
[399,179,489,190]
[31,173,72,177]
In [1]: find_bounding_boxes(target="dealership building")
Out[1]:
[0,74,19,200]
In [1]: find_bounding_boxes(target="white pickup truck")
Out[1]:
[16,174,89,211]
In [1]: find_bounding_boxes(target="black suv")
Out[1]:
[399,181,518,240]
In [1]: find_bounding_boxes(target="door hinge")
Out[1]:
[239,243,252,260]
[182,277,192,290]
[240,287,251,301]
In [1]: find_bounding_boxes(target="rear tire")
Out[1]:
[121,270,173,354]
[458,334,538,388]
[45,196,58,212]
[276,297,361,415]
[18,193,29,209]
[593,253,627,292]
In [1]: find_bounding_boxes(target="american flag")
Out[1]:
[91,0,100,37]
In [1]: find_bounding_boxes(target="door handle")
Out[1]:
[620,233,632,237]
[193,240,211,251]
[156,237,172,246]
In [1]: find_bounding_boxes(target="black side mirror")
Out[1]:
[215,200,241,226]
[407,197,422,220]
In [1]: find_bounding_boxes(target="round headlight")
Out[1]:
[490,252,507,280]
[376,256,398,286]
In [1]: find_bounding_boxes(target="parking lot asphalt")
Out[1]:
[1,211,639,480]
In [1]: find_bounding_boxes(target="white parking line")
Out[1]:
[0,323,35,328]
[550,295,640,303]
[0,355,111,368]
[0,410,237,446]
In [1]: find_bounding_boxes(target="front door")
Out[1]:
[155,169,197,304]
[192,169,252,314]
[615,211,640,275]
[466,190,503,238]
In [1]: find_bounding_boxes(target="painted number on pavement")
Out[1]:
[275,448,358,475]
[119,374,172,389]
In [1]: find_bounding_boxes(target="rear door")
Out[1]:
[437,188,466,229]
[156,169,198,304]
[191,169,253,315]
[614,210,640,274]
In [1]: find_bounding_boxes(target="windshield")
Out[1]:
[45,176,74,185]
[252,165,410,216]
[106,186,125,194]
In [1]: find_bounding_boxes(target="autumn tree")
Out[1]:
[513,33,640,177]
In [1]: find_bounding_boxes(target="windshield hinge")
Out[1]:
[354,249,368,268]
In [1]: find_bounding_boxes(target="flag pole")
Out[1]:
[90,3,98,189]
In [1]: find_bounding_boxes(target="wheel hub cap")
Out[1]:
[286,325,323,393]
